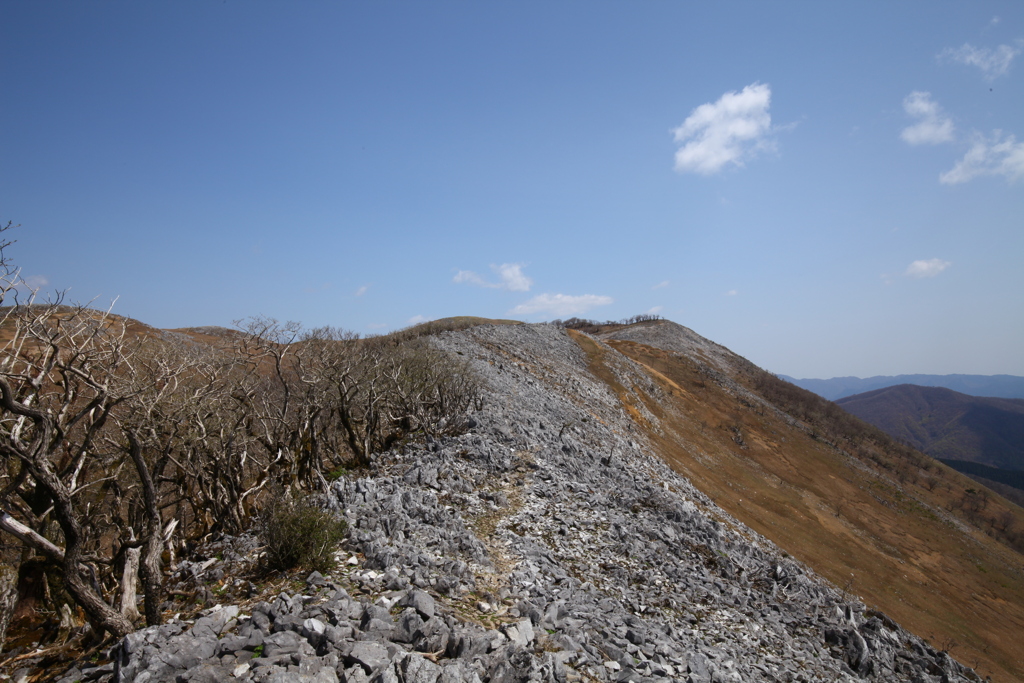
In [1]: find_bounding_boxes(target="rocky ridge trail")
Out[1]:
[69,323,978,683]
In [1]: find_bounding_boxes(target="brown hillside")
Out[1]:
[565,321,1024,683]
[836,384,1024,471]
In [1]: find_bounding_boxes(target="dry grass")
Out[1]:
[572,334,1024,682]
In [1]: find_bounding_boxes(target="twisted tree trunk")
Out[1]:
[0,380,135,638]
[0,562,17,655]
[127,431,165,627]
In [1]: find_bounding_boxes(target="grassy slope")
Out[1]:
[568,327,1024,683]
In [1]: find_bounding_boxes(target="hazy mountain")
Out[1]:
[778,373,1024,401]
[836,384,1024,472]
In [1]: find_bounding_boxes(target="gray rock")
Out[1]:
[399,653,442,683]
[263,630,314,658]
[178,662,235,682]
[244,629,266,651]
[360,604,394,630]
[687,653,711,683]
[346,641,390,674]
[215,634,249,656]
[400,590,436,620]
[273,614,306,634]
[91,323,983,683]
[391,609,425,644]
[302,618,328,647]
[501,619,535,648]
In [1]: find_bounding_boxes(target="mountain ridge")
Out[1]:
[4,316,1023,682]
[835,384,1024,472]
[780,373,1024,401]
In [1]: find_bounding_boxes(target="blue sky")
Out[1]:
[2,2,1022,378]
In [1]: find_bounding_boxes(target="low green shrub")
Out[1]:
[258,495,347,573]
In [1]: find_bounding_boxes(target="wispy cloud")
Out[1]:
[906,259,951,278]
[940,131,1024,184]
[407,315,427,325]
[672,83,774,175]
[510,293,613,317]
[452,270,489,288]
[355,285,369,297]
[725,289,738,296]
[646,306,663,315]
[900,92,954,146]
[939,41,1022,80]
[453,263,533,292]
[24,275,49,290]
[652,280,669,290]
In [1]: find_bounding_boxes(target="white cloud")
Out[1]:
[672,83,774,175]
[940,130,1024,184]
[725,289,738,296]
[24,275,49,290]
[646,306,663,315]
[939,41,1022,80]
[453,263,533,291]
[453,270,489,287]
[493,263,532,291]
[900,92,954,145]
[905,259,951,278]
[355,285,369,297]
[510,293,613,317]
[652,280,669,290]
[407,315,427,325]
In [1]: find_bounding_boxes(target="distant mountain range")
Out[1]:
[779,373,1024,401]
[836,384,1024,496]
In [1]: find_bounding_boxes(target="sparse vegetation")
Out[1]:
[257,494,347,573]
[747,371,1024,552]
[551,314,663,334]
[0,230,482,639]
[580,332,1024,682]
[386,316,520,343]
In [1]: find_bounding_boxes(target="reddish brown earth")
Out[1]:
[566,322,1024,682]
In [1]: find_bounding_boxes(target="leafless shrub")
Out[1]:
[0,294,185,637]
[0,230,480,639]
[552,313,663,333]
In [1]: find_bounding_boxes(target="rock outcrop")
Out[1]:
[73,323,979,683]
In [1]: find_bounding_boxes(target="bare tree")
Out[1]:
[0,299,142,637]
[104,335,213,626]
[0,222,196,635]
[0,228,482,642]
[231,317,339,491]
[993,510,1015,534]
